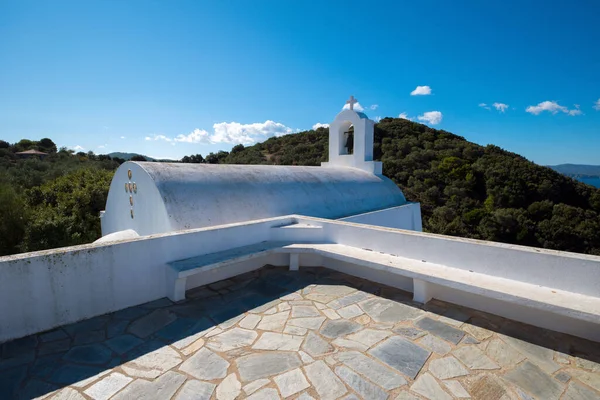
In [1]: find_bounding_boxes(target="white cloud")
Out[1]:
[373,116,382,122]
[568,105,582,116]
[526,101,581,116]
[97,144,107,149]
[312,123,329,130]
[370,104,379,110]
[594,99,600,111]
[120,136,126,139]
[417,111,443,125]
[398,112,413,121]
[72,145,84,151]
[211,120,294,145]
[479,103,491,110]
[174,129,211,144]
[493,102,509,113]
[173,121,295,146]
[145,134,172,142]
[411,86,432,96]
[342,101,365,112]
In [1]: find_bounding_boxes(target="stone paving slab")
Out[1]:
[1,265,599,399]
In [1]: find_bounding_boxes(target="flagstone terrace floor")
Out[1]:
[1,266,600,400]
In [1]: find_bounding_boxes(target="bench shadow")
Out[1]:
[1,265,598,399]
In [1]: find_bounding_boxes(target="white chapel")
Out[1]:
[99,96,422,239]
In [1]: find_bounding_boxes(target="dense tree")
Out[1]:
[1,120,600,257]
[130,155,147,161]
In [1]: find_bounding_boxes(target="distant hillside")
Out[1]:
[107,152,156,161]
[212,117,600,255]
[548,164,600,177]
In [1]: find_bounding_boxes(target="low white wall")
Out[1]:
[0,216,293,343]
[299,217,600,297]
[2,214,599,344]
[338,203,423,231]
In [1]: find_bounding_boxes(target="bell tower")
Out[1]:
[321,96,383,175]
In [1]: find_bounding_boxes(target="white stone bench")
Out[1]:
[166,242,600,327]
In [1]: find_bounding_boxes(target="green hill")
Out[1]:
[217,118,600,255]
[107,152,156,161]
[2,120,600,257]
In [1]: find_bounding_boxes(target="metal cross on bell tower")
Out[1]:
[346,95,358,110]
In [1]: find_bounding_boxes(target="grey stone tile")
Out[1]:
[0,351,35,371]
[74,329,106,346]
[394,391,420,400]
[460,335,479,344]
[417,334,452,355]
[428,356,469,379]
[127,309,177,338]
[175,380,215,400]
[112,306,149,321]
[243,379,270,395]
[84,372,132,400]
[216,373,241,400]
[0,366,27,398]
[40,329,69,343]
[567,368,600,392]
[369,336,431,379]
[486,338,526,367]
[453,345,499,370]
[62,344,112,365]
[122,343,182,379]
[112,371,185,400]
[501,335,561,374]
[39,339,71,356]
[206,327,258,352]
[563,381,600,400]
[346,329,391,347]
[19,378,59,400]
[337,304,364,319]
[274,367,310,398]
[239,314,262,329]
[415,317,465,344]
[443,380,470,398]
[359,298,424,323]
[319,319,362,339]
[335,365,388,400]
[337,351,407,390]
[179,347,229,380]
[106,320,128,339]
[393,326,426,340]
[51,388,87,399]
[49,364,104,385]
[438,308,471,327]
[246,388,280,400]
[312,284,356,297]
[410,372,452,400]
[252,332,303,351]
[292,305,321,318]
[256,310,289,331]
[2,336,37,359]
[62,316,110,338]
[555,371,571,383]
[105,334,143,355]
[288,316,326,330]
[304,360,347,400]
[332,338,369,352]
[29,353,63,378]
[504,361,564,400]
[327,291,370,310]
[237,352,302,382]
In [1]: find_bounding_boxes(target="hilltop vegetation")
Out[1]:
[1,118,600,257]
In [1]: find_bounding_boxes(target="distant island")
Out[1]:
[548,164,600,188]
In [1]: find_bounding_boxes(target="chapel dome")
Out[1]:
[101,161,407,237]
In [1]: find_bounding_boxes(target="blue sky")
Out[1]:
[1,0,599,165]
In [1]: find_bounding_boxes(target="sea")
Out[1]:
[576,176,600,188]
